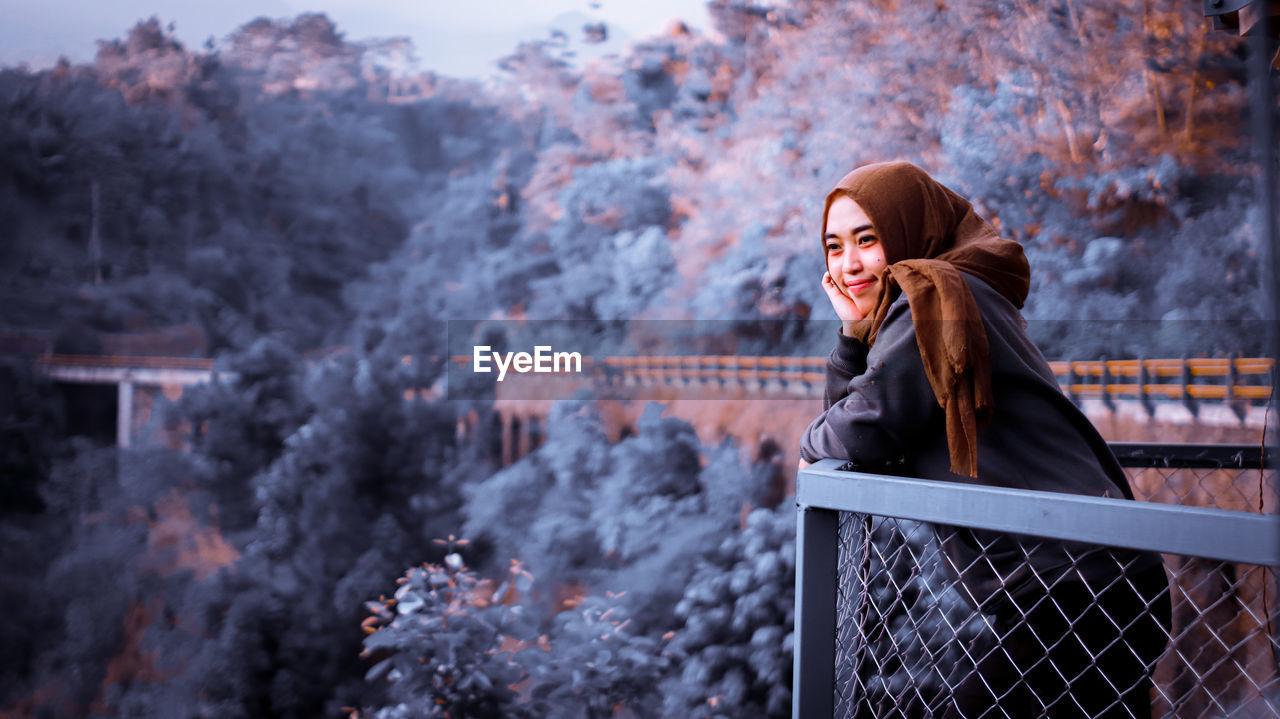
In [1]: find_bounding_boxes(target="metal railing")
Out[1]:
[795,444,1280,718]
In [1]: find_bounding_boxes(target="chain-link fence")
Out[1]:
[795,444,1279,718]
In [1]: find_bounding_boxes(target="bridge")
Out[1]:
[31,353,1277,451]
[34,355,220,448]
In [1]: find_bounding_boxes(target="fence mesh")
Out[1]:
[832,464,1280,718]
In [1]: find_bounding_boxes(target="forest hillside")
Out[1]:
[0,2,1273,717]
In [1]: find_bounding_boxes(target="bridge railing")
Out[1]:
[1048,358,1275,419]
[28,353,1278,397]
[33,354,216,370]
[795,444,1279,718]
[442,353,1275,410]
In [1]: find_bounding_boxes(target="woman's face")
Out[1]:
[825,196,888,317]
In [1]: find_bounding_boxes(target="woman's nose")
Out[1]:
[842,250,862,274]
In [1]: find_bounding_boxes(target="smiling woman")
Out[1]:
[798,161,1173,717]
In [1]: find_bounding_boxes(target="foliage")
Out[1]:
[523,156,676,320]
[362,556,537,718]
[463,399,770,629]
[5,445,193,716]
[175,336,312,533]
[361,555,671,719]
[0,357,66,514]
[524,593,671,717]
[2,337,478,718]
[663,506,796,718]
[0,17,517,352]
[179,349,468,716]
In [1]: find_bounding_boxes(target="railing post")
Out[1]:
[1181,355,1198,419]
[1228,351,1245,423]
[1066,358,1078,407]
[794,501,838,718]
[1139,356,1153,418]
[1101,356,1115,414]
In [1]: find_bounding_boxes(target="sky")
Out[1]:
[0,0,714,78]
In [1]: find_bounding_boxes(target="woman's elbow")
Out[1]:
[801,418,895,466]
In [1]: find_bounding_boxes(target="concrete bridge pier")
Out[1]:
[118,379,134,448]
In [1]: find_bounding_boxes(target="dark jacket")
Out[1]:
[799,273,1163,607]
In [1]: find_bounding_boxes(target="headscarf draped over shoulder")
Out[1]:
[821,162,1030,478]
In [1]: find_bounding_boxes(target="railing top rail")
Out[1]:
[797,459,1280,566]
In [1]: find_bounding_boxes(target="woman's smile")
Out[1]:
[845,277,877,295]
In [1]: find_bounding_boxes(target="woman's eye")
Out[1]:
[857,235,878,247]
[826,243,840,252]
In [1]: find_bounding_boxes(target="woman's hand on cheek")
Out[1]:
[822,271,865,336]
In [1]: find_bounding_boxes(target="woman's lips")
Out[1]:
[845,279,876,295]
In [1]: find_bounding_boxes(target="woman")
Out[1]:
[796,162,1171,718]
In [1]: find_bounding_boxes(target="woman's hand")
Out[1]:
[797,458,812,471]
[822,271,864,337]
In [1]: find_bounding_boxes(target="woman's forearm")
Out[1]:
[803,298,938,463]
[823,328,871,410]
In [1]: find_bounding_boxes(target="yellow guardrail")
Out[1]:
[440,354,1273,402]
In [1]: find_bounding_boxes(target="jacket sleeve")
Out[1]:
[823,328,869,411]
[799,298,940,465]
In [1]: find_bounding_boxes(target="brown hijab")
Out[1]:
[821,162,1030,478]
